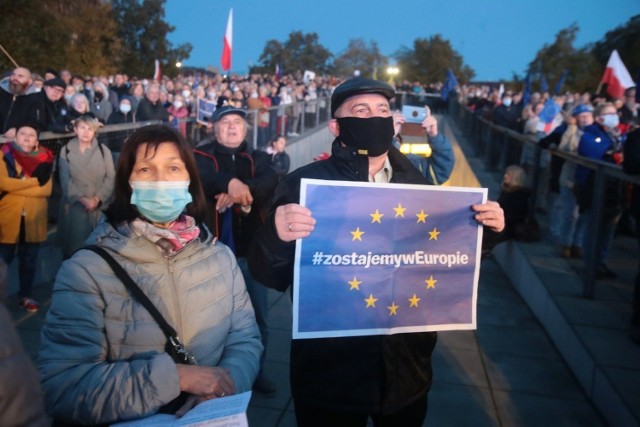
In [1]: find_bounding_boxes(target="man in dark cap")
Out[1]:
[194,106,279,397]
[248,76,505,426]
[39,77,70,133]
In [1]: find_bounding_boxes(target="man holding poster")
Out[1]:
[248,77,504,426]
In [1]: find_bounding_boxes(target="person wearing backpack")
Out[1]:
[57,114,115,258]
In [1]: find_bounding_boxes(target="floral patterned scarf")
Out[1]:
[120,215,201,258]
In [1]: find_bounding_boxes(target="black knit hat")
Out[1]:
[44,77,66,90]
[330,77,395,117]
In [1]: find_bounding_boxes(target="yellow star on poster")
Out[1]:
[393,203,406,217]
[370,209,384,223]
[425,275,437,289]
[348,277,361,290]
[351,227,365,241]
[387,302,399,316]
[364,294,378,308]
[429,227,440,240]
[408,294,421,307]
[416,209,429,223]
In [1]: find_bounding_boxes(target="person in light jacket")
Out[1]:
[39,125,262,425]
[57,114,115,258]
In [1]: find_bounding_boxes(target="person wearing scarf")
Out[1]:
[38,125,261,425]
[0,123,53,312]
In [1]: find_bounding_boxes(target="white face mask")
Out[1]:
[120,103,132,113]
[601,113,619,129]
[173,101,183,109]
[182,90,191,98]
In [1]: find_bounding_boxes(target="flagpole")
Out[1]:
[0,43,19,68]
[595,81,603,95]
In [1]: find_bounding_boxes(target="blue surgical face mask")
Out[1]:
[130,180,192,224]
[601,113,619,129]
[502,98,512,107]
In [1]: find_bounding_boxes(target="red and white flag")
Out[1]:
[153,59,162,81]
[221,9,233,72]
[600,50,634,99]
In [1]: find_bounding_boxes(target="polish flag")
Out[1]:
[153,59,161,81]
[600,50,634,99]
[221,9,233,72]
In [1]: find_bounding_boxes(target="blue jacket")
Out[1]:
[575,123,613,185]
[405,133,455,185]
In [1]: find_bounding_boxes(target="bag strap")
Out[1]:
[82,244,178,339]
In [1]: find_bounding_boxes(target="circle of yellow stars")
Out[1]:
[344,202,444,316]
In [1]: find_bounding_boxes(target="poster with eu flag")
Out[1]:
[293,178,487,339]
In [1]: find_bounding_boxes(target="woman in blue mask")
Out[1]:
[39,125,262,425]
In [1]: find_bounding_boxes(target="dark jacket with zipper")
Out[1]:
[248,139,502,414]
[194,139,278,257]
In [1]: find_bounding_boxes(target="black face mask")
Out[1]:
[336,116,394,157]
[94,91,103,102]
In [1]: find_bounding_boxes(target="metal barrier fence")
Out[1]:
[449,99,640,298]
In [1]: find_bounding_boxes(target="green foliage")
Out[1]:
[111,0,192,78]
[0,0,190,78]
[527,24,600,93]
[255,31,332,75]
[0,0,121,75]
[332,39,387,79]
[394,35,475,84]
[592,15,640,78]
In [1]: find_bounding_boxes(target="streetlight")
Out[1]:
[387,66,399,85]
[175,61,182,68]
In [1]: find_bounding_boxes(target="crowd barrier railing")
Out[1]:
[449,99,640,298]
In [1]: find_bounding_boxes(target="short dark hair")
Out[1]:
[268,134,285,147]
[105,125,208,226]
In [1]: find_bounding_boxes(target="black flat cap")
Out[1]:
[211,105,246,122]
[44,77,66,89]
[330,77,395,117]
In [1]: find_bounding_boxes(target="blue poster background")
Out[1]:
[293,179,486,338]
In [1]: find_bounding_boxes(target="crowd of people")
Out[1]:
[0,62,495,425]
[459,82,640,344]
[0,59,638,426]
[0,66,337,150]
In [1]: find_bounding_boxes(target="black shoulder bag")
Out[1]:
[82,245,197,414]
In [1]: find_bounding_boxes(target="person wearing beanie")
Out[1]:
[247,76,505,426]
[555,104,594,259]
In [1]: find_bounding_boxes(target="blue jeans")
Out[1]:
[558,186,587,248]
[0,242,40,299]
[237,257,269,370]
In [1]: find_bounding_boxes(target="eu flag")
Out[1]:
[293,179,487,339]
[522,73,531,106]
[441,69,459,102]
[540,74,549,94]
